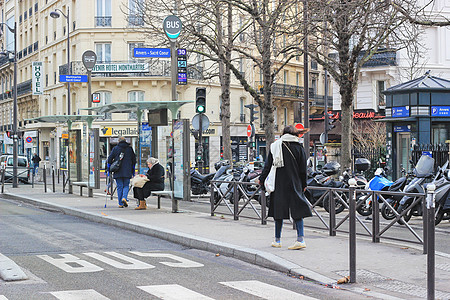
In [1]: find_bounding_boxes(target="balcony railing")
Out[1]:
[17,79,32,96]
[95,16,112,27]
[255,82,332,105]
[128,15,144,26]
[329,49,397,68]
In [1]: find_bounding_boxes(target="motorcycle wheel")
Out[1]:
[397,203,414,224]
[213,192,220,205]
[356,204,372,216]
[435,207,444,226]
[323,192,346,214]
[381,202,397,220]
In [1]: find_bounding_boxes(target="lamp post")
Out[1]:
[51,8,72,193]
[0,21,18,187]
[50,8,70,115]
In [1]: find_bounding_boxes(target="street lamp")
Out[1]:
[50,8,70,115]
[0,21,18,188]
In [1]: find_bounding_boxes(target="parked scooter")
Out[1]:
[190,160,230,196]
[396,155,435,223]
[426,161,450,225]
[305,161,348,214]
[357,167,392,216]
[380,166,410,220]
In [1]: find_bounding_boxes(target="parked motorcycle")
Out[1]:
[357,167,393,216]
[380,169,410,220]
[305,161,348,214]
[190,160,230,196]
[426,161,450,225]
[396,155,435,224]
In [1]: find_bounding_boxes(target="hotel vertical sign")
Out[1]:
[32,62,43,95]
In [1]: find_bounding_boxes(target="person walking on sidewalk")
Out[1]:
[259,125,312,250]
[107,136,136,208]
[133,157,165,210]
[31,153,41,176]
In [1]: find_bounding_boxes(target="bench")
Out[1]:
[72,181,93,197]
[151,191,173,209]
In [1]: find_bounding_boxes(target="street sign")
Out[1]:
[92,93,100,103]
[163,15,182,41]
[295,123,305,137]
[82,50,97,71]
[133,48,171,58]
[247,124,255,137]
[59,75,88,82]
[192,114,210,131]
[177,48,187,85]
[26,136,33,143]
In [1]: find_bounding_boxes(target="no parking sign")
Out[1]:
[26,136,33,143]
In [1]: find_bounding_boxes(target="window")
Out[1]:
[128,91,144,120]
[128,0,144,26]
[96,0,112,27]
[6,16,14,52]
[377,80,385,107]
[296,72,301,86]
[95,43,111,62]
[95,91,112,119]
[240,97,245,122]
[284,107,288,126]
[128,42,144,62]
[284,70,288,84]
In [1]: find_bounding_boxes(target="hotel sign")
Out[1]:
[32,62,43,95]
[92,63,149,73]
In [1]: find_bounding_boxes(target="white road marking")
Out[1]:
[83,252,154,269]
[37,254,103,273]
[220,280,319,300]
[50,289,110,299]
[0,296,9,300]
[130,251,204,268]
[138,284,214,300]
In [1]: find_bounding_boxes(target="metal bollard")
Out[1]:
[348,178,357,283]
[426,184,436,300]
[62,171,66,193]
[1,168,4,193]
[329,189,336,236]
[57,168,60,184]
[32,171,34,188]
[261,189,267,225]
[43,165,47,192]
[52,167,56,193]
[210,182,215,216]
[233,181,239,220]
[372,190,380,243]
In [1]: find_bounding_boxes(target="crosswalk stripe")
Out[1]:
[0,296,9,300]
[138,284,214,300]
[220,280,319,300]
[50,289,110,300]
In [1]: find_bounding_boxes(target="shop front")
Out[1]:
[383,73,450,178]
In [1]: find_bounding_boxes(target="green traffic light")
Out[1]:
[197,105,205,113]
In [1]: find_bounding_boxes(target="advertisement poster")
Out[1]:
[89,129,95,187]
[173,120,184,199]
[139,122,152,174]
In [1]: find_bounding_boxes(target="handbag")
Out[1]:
[264,164,276,193]
[110,148,126,173]
[131,175,149,188]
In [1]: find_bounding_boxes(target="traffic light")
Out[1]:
[196,87,206,114]
[327,113,336,131]
[244,104,259,124]
[6,131,11,138]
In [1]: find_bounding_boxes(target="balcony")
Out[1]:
[95,16,112,27]
[17,79,32,96]
[330,49,397,68]
[256,82,332,105]
[128,15,144,27]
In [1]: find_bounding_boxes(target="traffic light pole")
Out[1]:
[197,115,203,174]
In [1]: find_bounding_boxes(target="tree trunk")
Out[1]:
[339,87,354,171]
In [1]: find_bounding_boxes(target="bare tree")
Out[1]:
[304,1,413,170]
[353,120,386,150]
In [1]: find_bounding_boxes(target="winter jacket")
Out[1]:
[107,140,136,179]
[259,138,312,220]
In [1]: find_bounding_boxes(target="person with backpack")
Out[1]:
[107,136,136,208]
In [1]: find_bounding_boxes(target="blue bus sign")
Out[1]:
[59,75,88,82]
[133,48,171,58]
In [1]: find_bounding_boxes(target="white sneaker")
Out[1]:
[288,241,306,250]
[271,241,282,248]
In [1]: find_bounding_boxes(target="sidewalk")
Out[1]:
[2,183,450,300]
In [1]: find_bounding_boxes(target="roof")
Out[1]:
[26,115,102,123]
[383,73,450,94]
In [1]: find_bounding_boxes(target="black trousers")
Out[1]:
[133,186,151,200]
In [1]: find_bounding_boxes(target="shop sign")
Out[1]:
[32,62,43,95]
[92,63,149,73]
[392,106,410,118]
[393,125,411,132]
[431,106,450,117]
[100,126,139,136]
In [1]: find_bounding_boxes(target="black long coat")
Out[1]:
[259,140,312,220]
[107,140,136,179]
[133,163,165,199]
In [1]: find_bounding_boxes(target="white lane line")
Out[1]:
[50,289,110,300]
[138,284,214,300]
[220,280,319,300]
[0,296,9,300]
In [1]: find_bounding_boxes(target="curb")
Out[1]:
[2,192,336,286]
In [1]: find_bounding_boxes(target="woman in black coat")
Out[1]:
[133,157,165,210]
[259,125,312,250]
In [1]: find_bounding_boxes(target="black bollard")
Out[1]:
[52,167,56,193]
[43,165,47,192]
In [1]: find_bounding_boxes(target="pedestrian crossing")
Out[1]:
[1,280,319,299]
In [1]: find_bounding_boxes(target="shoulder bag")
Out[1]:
[110,147,126,173]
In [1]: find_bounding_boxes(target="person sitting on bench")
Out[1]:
[133,157,165,210]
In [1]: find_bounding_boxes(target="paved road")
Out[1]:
[0,198,361,300]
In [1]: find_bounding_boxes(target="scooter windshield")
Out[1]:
[414,155,435,178]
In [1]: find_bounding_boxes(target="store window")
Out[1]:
[128,90,144,120]
[432,124,449,144]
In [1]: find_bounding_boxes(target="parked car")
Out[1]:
[0,154,30,183]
